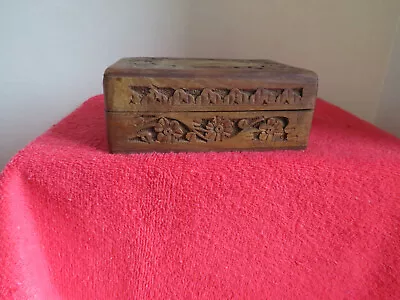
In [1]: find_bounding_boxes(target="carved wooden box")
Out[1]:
[103,58,318,153]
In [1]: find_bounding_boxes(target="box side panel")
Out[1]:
[104,76,317,112]
[106,110,313,153]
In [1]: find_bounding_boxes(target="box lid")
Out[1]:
[105,57,317,79]
[103,57,318,112]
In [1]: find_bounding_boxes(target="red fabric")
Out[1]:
[1,95,400,299]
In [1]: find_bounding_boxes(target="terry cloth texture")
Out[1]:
[1,95,400,299]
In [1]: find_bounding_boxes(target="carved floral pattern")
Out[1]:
[204,117,234,142]
[154,118,184,143]
[129,86,302,106]
[258,118,286,142]
[127,115,290,144]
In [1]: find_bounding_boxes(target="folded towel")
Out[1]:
[1,95,399,299]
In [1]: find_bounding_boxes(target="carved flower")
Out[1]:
[154,118,183,143]
[258,118,285,142]
[205,116,234,142]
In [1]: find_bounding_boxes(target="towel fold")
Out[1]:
[1,95,399,299]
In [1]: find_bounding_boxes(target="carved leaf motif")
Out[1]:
[224,88,249,104]
[130,87,303,106]
[171,89,195,104]
[130,90,142,104]
[259,131,269,142]
[138,130,153,143]
[250,89,277,104]
[196,88,222,104]
[186,132,197,142]
[267,117,285,130]
[276,89,301,104]
[143,88,169,104]
[238,119,250,129]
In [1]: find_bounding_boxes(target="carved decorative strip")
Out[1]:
[129,87,303,106]
[127,115,291,144]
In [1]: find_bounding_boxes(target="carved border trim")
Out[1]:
[129,87,303,106]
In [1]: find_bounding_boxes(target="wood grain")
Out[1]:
[103,57,318,153]
[106,110,313,153]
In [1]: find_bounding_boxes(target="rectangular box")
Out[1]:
[103,58,318,153]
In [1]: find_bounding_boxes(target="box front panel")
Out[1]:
[106,110,313,153]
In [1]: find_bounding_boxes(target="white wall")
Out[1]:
[376,16,400,137]
[1,0,399,169]
[0,0,187,169]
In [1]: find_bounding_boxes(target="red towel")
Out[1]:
[1,95,399,299]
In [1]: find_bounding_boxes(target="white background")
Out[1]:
[1,0,399,169]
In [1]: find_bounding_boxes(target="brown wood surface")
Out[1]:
[104,57,318,112]
[104,57,317,79]
[106,110,313,153]
[104,76,317,112]
[103,57,318,153]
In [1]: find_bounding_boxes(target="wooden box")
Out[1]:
[103,58,318,153]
